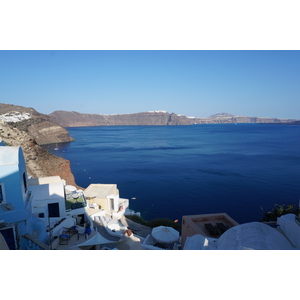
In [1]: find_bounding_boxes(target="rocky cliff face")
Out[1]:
[193,113,298,124]
[0,103,78,187]
[201,113,297,124]
[49,110,194,127]
[0,103,75,145]
[49,110,299,127]
[0,122,79,188]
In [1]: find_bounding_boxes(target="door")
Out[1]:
[1,227,16,250]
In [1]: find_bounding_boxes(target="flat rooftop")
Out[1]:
[181,213,239,247]
[84,184,118,199]
[28,176,65,186]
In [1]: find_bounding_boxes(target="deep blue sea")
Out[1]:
[43,124,300,224]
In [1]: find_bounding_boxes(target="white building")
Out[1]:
[0,146,116,250]
[0,146,29,249]
[183,218,300,250]
[84,183,129,220]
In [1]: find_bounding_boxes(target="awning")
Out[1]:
[75,232,118,247]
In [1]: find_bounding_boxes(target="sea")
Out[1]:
[43,123,300,225]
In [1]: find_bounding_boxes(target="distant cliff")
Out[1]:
[49,110,299,127]
[49,110,194,127]
[0,103,75,145]
[196,113,299,124]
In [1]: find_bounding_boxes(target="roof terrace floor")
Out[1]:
[53,226,119,250]
[182,213,239,239]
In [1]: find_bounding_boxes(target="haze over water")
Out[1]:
[44,124,300,224]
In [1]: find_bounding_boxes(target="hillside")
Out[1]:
[49,110,299,127]
[0,103,75,145]
[49,110,194,127]
[0,103,78,187]
[199,113,297,124]
[0,122,78,187]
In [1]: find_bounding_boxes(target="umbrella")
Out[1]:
[151,226,180,244]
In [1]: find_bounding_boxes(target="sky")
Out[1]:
[1,2,300,120]
[1,50,299,119]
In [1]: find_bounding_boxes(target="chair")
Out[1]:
[77,230,87,240]
[204,223,219,236]
[59,234,70,245]
[216,222,229,234]
[77,224,87,240]
[85,227,92,236]
[63,225,78,237]
[77,224,92,240]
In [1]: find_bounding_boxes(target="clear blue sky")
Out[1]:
[1,50,299,119]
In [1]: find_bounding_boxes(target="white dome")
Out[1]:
[217,222,293,250]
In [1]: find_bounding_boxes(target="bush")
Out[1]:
[147,218,181,230]
[125,215,148,226]
[126,215,181,230]
[261,203,300,222]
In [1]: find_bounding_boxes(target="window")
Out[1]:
[48,203,60,218]
[0,183,5,204]
[23,172,27,193]
[110,198,114,211]
[0,227,16,250]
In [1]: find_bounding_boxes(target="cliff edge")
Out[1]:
[0,103,75,145]
[49,110,299,127]
[0,103,78,187]
[49,110,194,127]
[0,122,78,187]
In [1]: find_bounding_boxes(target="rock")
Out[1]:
[49,110,300,127]
[0,122,79,188]
[0,103,75,145]
[49,110,195,127]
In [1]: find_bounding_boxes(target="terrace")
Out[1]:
[65,190,87,210]
[52,224,119,250]
[181,213,239,248]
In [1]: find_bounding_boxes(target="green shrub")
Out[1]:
[126,215,181,230]
[261,203,299,222]
[147,218,181,230]
[125,215,148,226]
